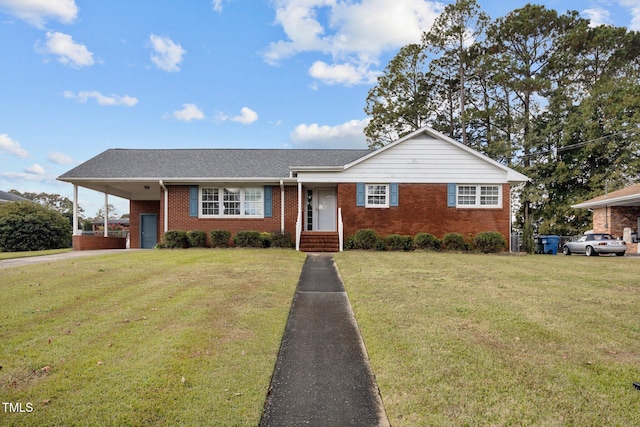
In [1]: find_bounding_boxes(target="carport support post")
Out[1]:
[103,190,109,238]
[73,184,80,236]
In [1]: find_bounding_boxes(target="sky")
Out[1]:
[0,0,637,217]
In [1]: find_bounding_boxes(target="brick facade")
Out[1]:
[129,200,161,249]
[152,185,298,247]
[592,206,640,253]
[129,183,512,248]
[338,183,511,241]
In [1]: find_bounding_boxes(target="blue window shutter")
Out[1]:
[390,183,399,207]
[189,186,198,217]
[264,186,272,217]
[356,183,365,206]
[447,183,457,207]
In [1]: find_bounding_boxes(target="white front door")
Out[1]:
[316,188,336,231]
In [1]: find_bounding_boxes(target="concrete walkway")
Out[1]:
[0,249,142,269]
[260,254,389,427]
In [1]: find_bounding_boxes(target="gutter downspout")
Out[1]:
[159,180,168,234]
[280,180,285,235]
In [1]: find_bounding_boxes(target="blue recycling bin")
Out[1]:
[538,235,560,255]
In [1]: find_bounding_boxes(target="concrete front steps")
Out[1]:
[299,231,340,252]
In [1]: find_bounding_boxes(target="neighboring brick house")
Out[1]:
[58,126,529,251]
[573,183,640,254]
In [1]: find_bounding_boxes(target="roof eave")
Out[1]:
[289,166,345,173]
[573,194,640,209]
[58,176,298,183]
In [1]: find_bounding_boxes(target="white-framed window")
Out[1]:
[457,184,501,208]
[200,187,263,217]
[202,188,219,215]
[244,188,263,216]
[366,184,389,208]
[480,185,500,206]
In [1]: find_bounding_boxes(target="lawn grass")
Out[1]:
[335,252,640,426]
[0,248,72,261]
[0,249,305,426]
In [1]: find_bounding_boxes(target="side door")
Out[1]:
[140,214,158,249]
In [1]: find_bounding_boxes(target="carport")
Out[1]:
[572,183,640,254]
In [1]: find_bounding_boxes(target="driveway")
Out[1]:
[0,249,144,269]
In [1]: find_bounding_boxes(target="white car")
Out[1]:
[562,233,626,256]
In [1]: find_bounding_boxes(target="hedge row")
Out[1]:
[346,229,506,253]
[158,228,506,252]
[157,230,294,249]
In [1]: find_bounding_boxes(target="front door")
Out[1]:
[316,188,336,231]
[140,214,158,249]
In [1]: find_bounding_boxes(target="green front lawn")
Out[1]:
[5,249,640,426]
[335,252,640,426]
[0,249,305,426]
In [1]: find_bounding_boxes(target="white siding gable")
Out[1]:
[297,131,525,184]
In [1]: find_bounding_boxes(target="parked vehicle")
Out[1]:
[562,233,626,256]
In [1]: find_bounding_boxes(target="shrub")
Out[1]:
[385,234,414,251]
[0,201,71,252]
[350,229,382,250]
[186,230,207,248]
[414,233,442,251]
[210,230,231,248]
[234,231,270,248]
[474,231,506,253]
[161,230,190,248]
[270,231,294,248]
[443,232,467,251]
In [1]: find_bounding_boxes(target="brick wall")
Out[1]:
[338,183,511,241]
[592,206,640,236]
[129,200,161,248]
[72,235,126,250]
[158,185,299,245]
[130,183,513,248]
[592,206,640,254]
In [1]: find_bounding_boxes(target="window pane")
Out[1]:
[201,188,219,215]
[367,184,387,206]
[457,185,476,205]
[480,186,499,205]
[223,188,241,215]
[244,188,263,216]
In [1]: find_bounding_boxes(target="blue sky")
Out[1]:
[0,0,636,216]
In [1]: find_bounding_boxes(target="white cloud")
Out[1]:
[149,34,186,72]
[290,118,370,148]
[264,0,442,85]
[0,0,78,28]
[230,107,259,125]
[583,8,612,27]
[0,171,53,182]
[171,103,205,121]
[212,0,223,12]
[48,151,74,165]
[39,32,94,68]
[0,134,29,158]
[620,0,640,30]
[309,60,379,85]
[25,164,45,175]
[216,107,259,125]
[64,90,138,106]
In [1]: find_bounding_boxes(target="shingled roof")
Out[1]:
[0,190,29,203]
[58,149,372,180]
